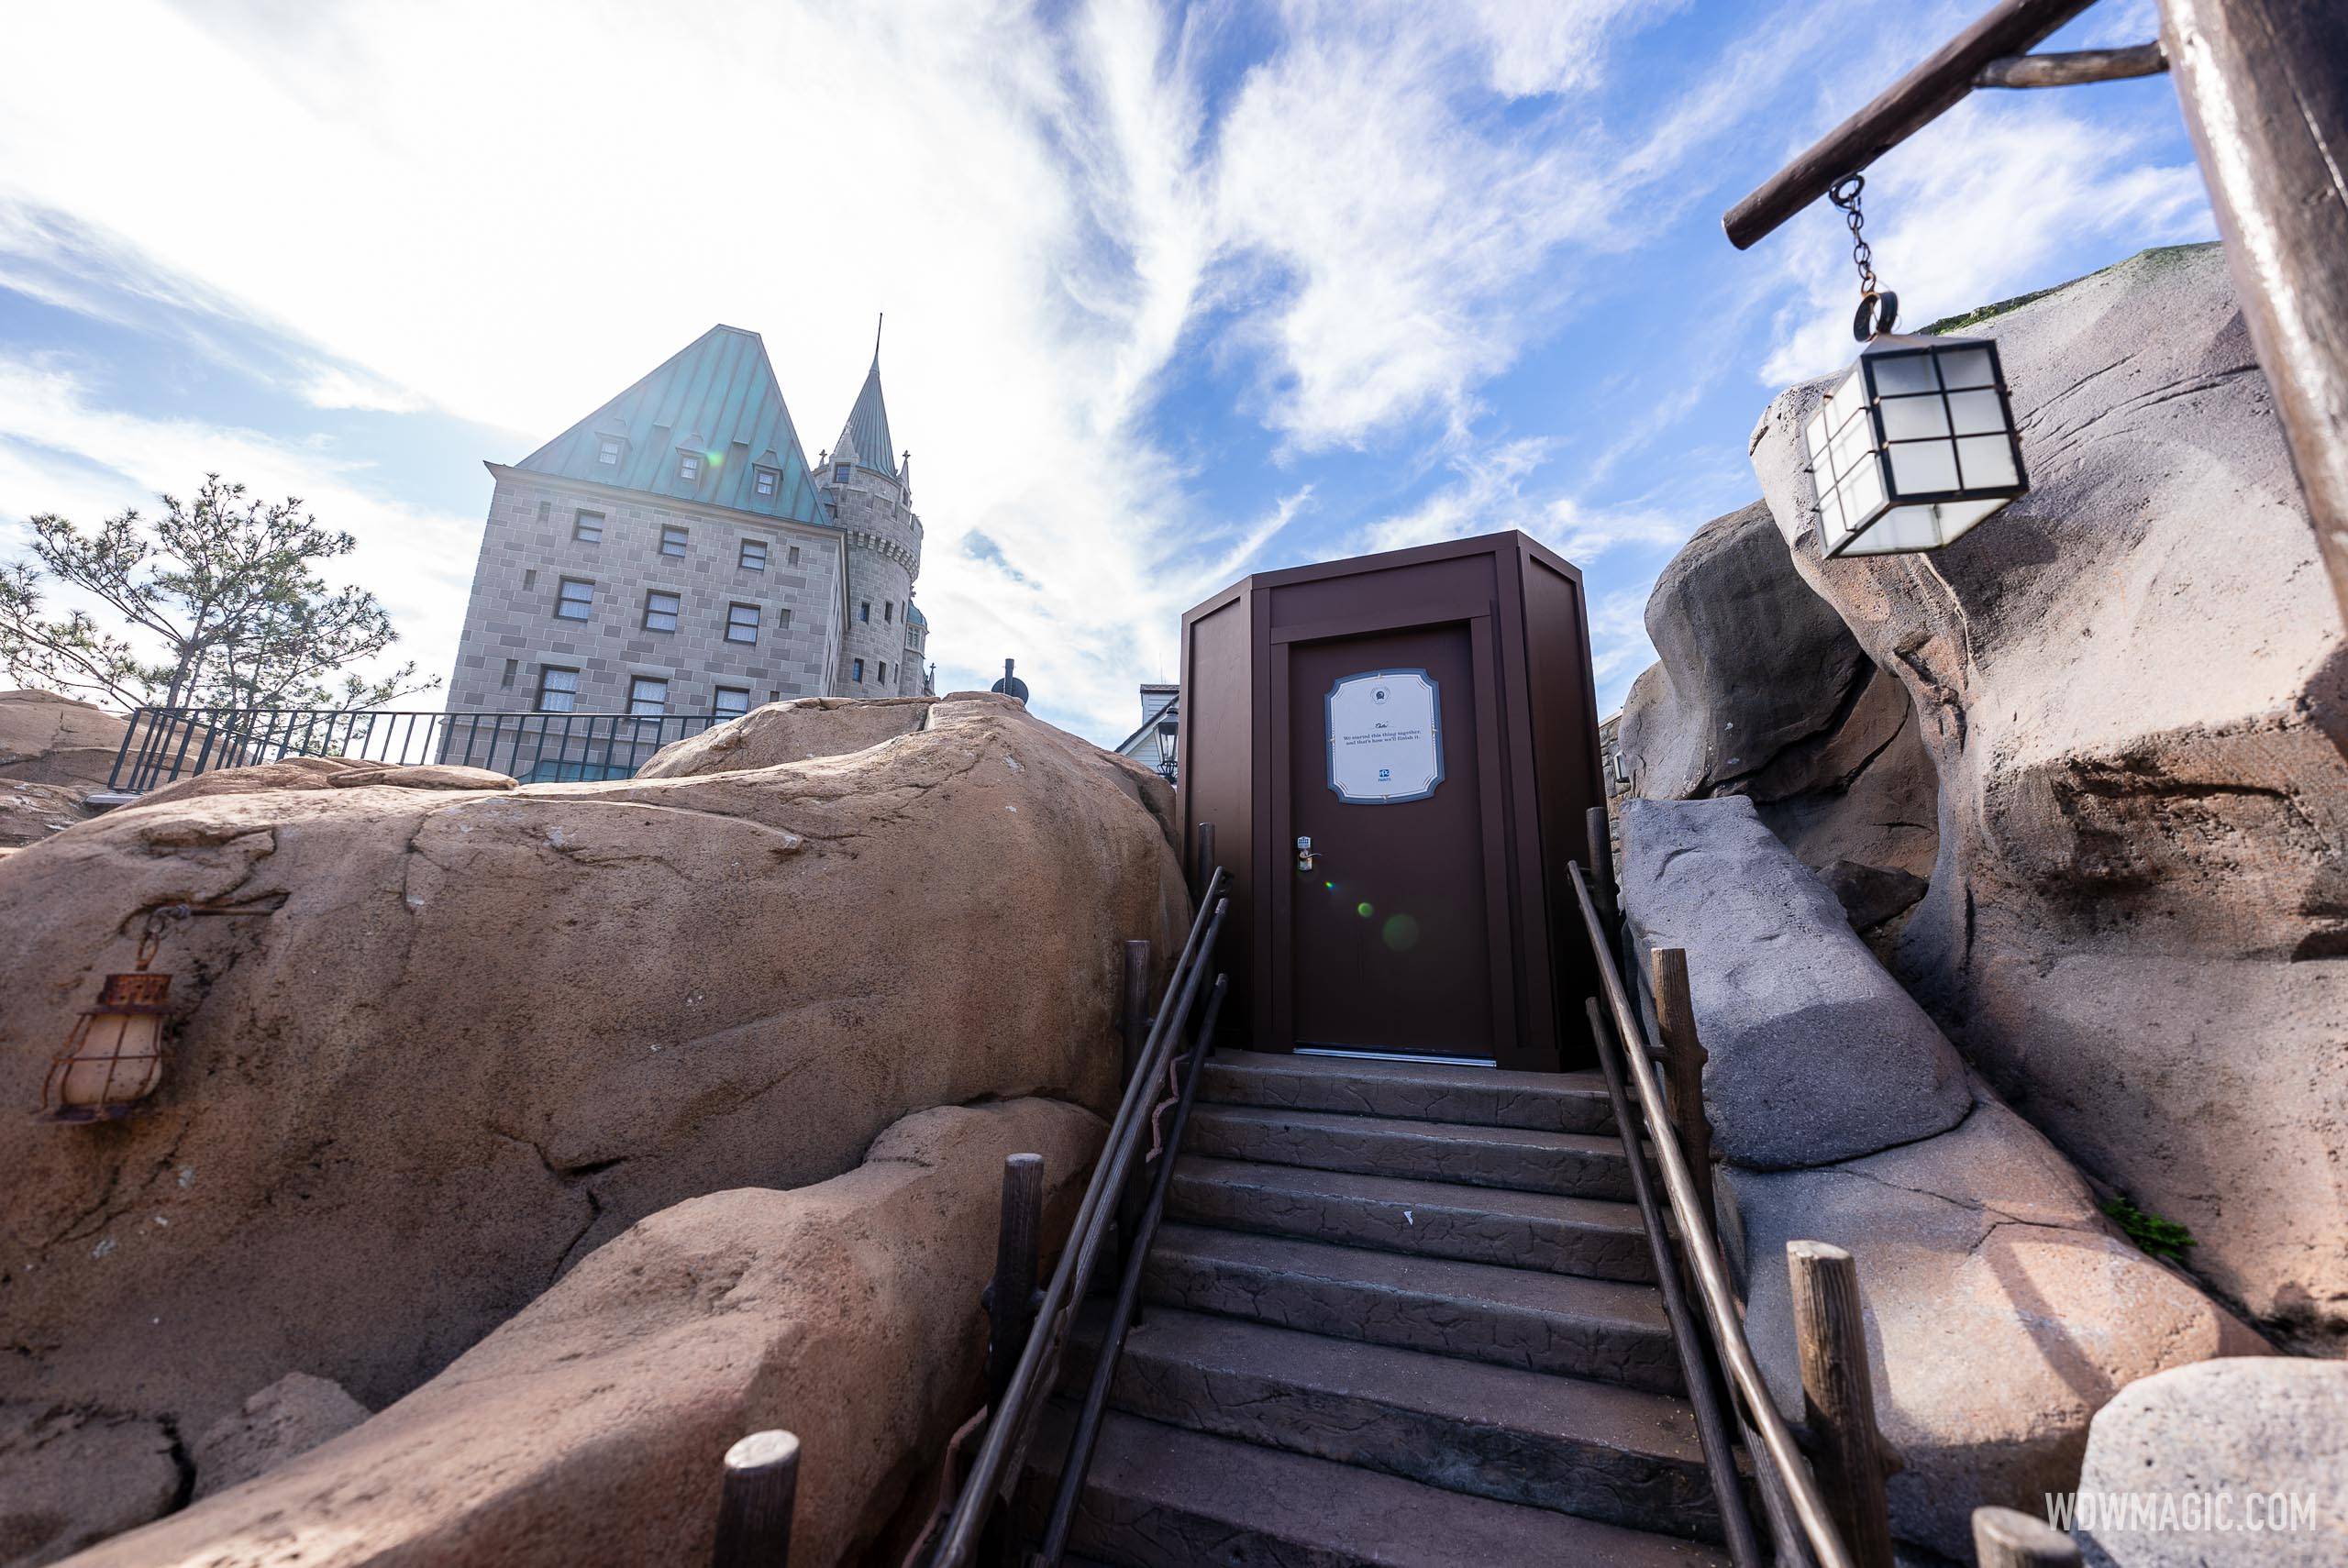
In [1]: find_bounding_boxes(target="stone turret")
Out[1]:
[822,319,927,698]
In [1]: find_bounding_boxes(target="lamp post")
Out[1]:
[1154,713,1180,783]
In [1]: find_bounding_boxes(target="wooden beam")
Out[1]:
[2159,0,2348,628]
[1723,0,2098,249]
[712,1430,800,1568]
[1975,41,2166,88]
[1649,948,1713,1189]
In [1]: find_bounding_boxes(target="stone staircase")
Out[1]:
[1023,1049,1733,1567]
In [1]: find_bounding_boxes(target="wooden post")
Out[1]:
[1585,805,1617,918]
[985,1154,1044,1416]
[712,1430,799,1568]
[2158,0,2348,628]
[1972,1506,2080,1567]
[1788,1241,1896,1568]
[1115,939,1153,1281]
[1648,948,1713,1187]
[1195,820,1216,892]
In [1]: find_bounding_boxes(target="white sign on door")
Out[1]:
[1324,668,1444,803]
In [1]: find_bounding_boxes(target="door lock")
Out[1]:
[1295,835,1316,873]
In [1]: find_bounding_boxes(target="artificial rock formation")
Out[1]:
[189,1373,369,1500]
[1614,503,1937,952]
[62,1097,1106,1568]
[1622,796,2263,1560]
[2074,1358,2348,1567]
[1619,797,1968,1168]
[0,692,1185,1562]
[639,694,936,777]
[1745,243,2348,1352]
[0,690,127,790]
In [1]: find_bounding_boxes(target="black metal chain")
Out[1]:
[1828,173,1896,341]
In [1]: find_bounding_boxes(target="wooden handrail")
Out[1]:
[1570,862,1862,1568]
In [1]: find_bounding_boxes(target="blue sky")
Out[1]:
[0,0,2210,746]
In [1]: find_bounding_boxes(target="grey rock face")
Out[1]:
[1749,241,2348,1352]
[1723,1099,2269,1561]
[2074,1358,2348,1567]
[192,1373,369,1500]
[1613,503,1938,941]
[1618,795,1971,1167]
[0,1403,183,1568]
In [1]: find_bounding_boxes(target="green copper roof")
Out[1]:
[516,326,825,524]
[833,353,898,479]
[905,597,927,628]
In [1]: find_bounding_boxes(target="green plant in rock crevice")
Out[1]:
[2100,1194,2197,1264]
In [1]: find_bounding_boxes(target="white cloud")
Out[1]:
[0,355,477,698]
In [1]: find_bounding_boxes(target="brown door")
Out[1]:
[1277,619,1512,1058]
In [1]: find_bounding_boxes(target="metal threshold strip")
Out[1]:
[1293,1046,1499,1067]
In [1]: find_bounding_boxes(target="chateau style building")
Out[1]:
[447,324,933,741]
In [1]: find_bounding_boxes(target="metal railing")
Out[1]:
[1572,854,1861,1568]
[105,706,725,794]
[915,865,1231,1568]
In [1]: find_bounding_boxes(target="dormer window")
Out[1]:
[596,436,624,467]
[834,463,851,484]
[678,451,702,483]
[752,466,781,499]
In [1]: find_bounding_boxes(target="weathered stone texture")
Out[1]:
[0,690,127,790]
[1748,242,2348,1351]
[0,693,1186,1517]
[189,1374,369,1499]
[59,1098,1105,1568]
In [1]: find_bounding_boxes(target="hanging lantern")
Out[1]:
[39,912,175,1123]
[1800,174,2028,558]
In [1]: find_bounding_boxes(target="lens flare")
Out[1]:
[1356,901,1374,919]
[1381,913,1422,952]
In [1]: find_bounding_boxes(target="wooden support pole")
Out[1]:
[1586,805,1618,918]
[1787,1242,1897,1568]
[712,1430,799,1568]
[1722,0,2095,248]
[985,1154,1045,1416]
[2159,0,2348,629]
[1195,821,1216,892]
[1648,948,1713,1187]
[1972,1506,2080,1567]
[1974,40,2165,88]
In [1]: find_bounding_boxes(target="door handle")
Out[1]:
[1295,835,1316,873]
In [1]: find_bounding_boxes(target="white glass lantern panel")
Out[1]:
[1824,373,1866,433]
[1935,347,1995,389]
[1805,409,1833,472]
[1870,353,1938,395]
[1834,496,2010,556]
[1829,417,1877,478]
[1888,440,1960,494]
[1955,435,2019,487]
[1945,388,2006,436]
[1879,395,1951,441]
[1841,454,1887,517]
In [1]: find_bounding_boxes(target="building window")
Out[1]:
[628,676,670,715]
[739,538,768,570]
[879,661,889,685]
[852,657,865,682]
[536,499,551,521]
[677,451,702,483]
[777,607,792,629]
[725,602,760,645]
[660,525,689,558]
[714,686,751,719]
[537,666,581,712]
[752,466,780,499]
[787,544,801,567]
[573,511,604,544]
[834,463,851,483]
[500,657,517,689]
[596,436,623,466]
[858,601,870,624]
[883,600,894,623]
[643,590,681,633]
[555,577,594,621]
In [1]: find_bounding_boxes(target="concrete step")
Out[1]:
[1021,1404,1731,1568]
[1063,1304,1722,1540]
[1203,1049,1615,1134]
[1185,1103,1634,1200]
[1168,1155,1656,1283]
[1143,1222,1681,1393]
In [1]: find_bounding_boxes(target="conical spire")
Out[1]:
[833,315,897,480]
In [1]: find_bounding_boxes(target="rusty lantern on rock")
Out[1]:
[40,916,174,1122]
